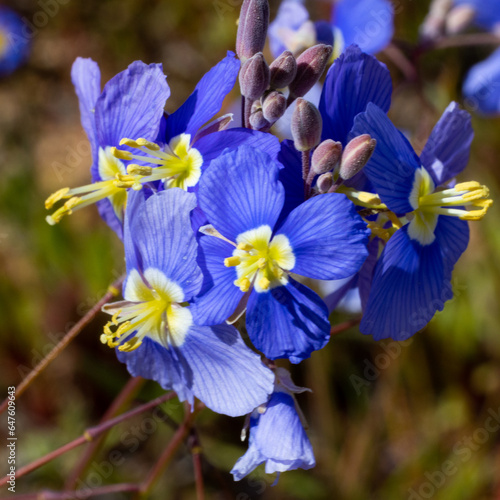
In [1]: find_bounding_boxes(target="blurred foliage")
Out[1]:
[1,0,500,499]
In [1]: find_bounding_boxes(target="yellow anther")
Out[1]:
[119,138,141,148]
[127,164,153,176]
[259,277,271,290]
[460,208,489,221]
[100,333,108,344]
[387,212,403,229]
[462,186,490,202]
[237,277,251,293]
[45,187,70,209]
[118,337,142,352]
[63,197,80,213]
[136,138,161,151]
[257,258,266,269]
[357,192,383,205]
[113,174,137,189]
[224,256,241,267]
[237,242,253,251]
[455,181,481,192]
[367,222,390,242]
[111,147,133,161]
[111,310,121,325]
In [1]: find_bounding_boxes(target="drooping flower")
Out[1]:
[268,0,394,59]
[231,368,315,480]
[191,145,370,363]
[0,7,30,77]
[350,102,492,340]
[101,188,274,417]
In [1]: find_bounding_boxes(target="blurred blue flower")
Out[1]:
[0,7,30,77]
[268,0,394,59]
[101,188,274,417]
[192,145,369,363]
[232,368,315,480]
[350,102,492,340]
[463,47,500,115]
[453,0,500,32]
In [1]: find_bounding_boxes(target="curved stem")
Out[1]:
[330,318,361,336]
[0,275,125,415]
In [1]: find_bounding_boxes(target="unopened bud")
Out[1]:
[249,109,270,130]
[269,50,297,89]
[420,0,453,40]
[262,91,286,123]
[445,5,476,34]
[288,44,332,100]
[236,0,270,63]
[239,53,270,100]
[339,134,376,180]
[316,172,333,193]
[311,139,342,175]
[291,98,322,152]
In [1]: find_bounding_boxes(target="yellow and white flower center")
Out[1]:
[223,225,295,293]
[112,133,203,191]
[45,146,136,225]
[407,166,492,245]
[101,268,192,352]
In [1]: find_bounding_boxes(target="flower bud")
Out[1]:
[288,44,332,100]
[316,172,333,193]
[262,91,287,123]
[339,134,376,180]
[249,108,270,130]
[291,98,322,152]
[311,139,342,175]
[269,50,297,89]
[236,0,270,63]
[239,53,270,100]
[420,0,452,40]
[445,5,476,35]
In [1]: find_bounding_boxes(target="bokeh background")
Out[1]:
[1,0,500,498]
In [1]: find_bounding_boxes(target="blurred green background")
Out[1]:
[1,0,500,498]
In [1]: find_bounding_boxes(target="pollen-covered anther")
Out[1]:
[237,242,253,251]
[127,164,153,176]
[135,138,161,151]
[258,277,271,290]
[45,187,70,209]
[111,147,133,161]
[235,277,252,293]
[114,174,139,189]
[224,256,242,267]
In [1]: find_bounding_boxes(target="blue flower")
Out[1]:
[191,145,370,363]
[350,102,492,340]
[0,7,30,77]
[101,188,274,417]
[268,0,394,59]
[463,47,500,115]
[45,58,170,238]
[231,368,315,480]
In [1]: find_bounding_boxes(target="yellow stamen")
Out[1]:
[237,242,253,251]
[111,147,133,161]
[224,256,241,267]
[127,164,153,176]
[259,277,271,290]
[236,277,251,293]
[45,187,70,209]
[136,138,161,151]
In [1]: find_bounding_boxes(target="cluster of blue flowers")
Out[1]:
[45,0,492,482]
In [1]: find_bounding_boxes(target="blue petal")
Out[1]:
[0,8,30,76]
[165,52,240,139]
[277,193,369,280]
[420,102,473,186]
[198,145,284,241]
[231,391,315,480]
[463,47,500,115]
[128,189,203,301]
[268,0,310,58]
[96,198,124,241]
[334,0,394,54]
[315,21,334,47]
[435,215,469,281]
[360,224,449,340]
[178,324,274,417]
[194,128,281,169]
[71,58,101,167]
[123,189,147,274]
[246,278,330,363]
[350,103,419,214]
[190,234,244,326]
[276,140,305,229]
[358,237,380,310]
[95,61,170,147]
[319,44,392,146]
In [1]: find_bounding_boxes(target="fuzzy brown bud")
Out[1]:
[249,109,270,130]
[236,0,270,63]
[291,98,322,152]
[339,134,376,180]
[445,5,476,34]
[316,173,334,193]
[239,52,270,100]
[288,44,332,100]
[269,50,297,89]
[262,91,287,123]
[311,139,342,175]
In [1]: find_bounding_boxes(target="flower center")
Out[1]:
[112,133,203,190]
[407,167,492,245]
[101,268,192,352]
[224,225,295,293]
[45,146,134,225]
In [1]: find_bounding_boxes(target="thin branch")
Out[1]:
[383,43,417,82]
[189,429,205,500]
[0,392,175,488]
[330,318,361,336]
[431,33,500,50]
[64,376,146,489]
[0,275,125,415]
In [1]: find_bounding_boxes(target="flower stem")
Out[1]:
[0,275,125,415]
[330,318,361,336]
